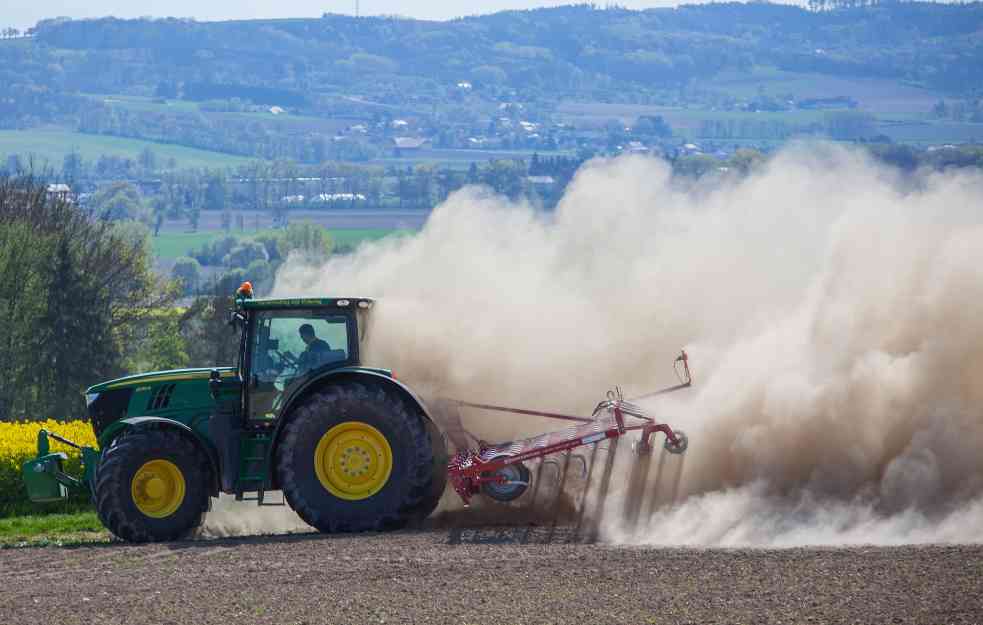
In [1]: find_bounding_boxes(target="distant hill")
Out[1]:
[14,3,983,96]
[1,3,981,166]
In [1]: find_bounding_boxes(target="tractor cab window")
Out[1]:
[252,311,350,381]
[248,310,352,421]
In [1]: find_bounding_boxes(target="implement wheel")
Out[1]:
[95,429,210,542]
[276,382,445,532]
[481,460,531,503]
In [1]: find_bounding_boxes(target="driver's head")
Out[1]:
[298,323,316,345]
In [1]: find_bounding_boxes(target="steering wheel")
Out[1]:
[262,350,298,378]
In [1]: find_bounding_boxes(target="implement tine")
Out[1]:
[669,452,686,505]
[547,451,573,544]
[623,439,654,533]
[572,442,600,542]
[586,438,620,543]
[642,448,669,521]
[526,458,559,511]
[523,458,559,543]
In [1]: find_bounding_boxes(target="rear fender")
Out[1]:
[268,370,446,490]
[98,416,221,496]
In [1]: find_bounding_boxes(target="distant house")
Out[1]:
[269,106,286,115]
[281,194,305,204]
[457,81,473,90]
[467,136,503,149]
[46,183,73,203]
[526,175,556,186]
[391,119,409,129]
[623,141,649,154]
[392,137,430,154]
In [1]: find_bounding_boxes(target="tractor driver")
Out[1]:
[296,323,331,372]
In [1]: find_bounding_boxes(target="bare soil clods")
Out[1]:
[2,530,981,625]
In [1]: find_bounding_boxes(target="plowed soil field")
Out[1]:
[2,530,981,625]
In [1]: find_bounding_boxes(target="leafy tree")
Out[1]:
[471,65,507,87]
[254,233,282,263]
[61,149,83,183]
[245,259,273,292]
[481,160,526,200]
[179,294,239,368]
[126,309,190,373]
[277,222,333,260]
[0,175,170,418]
[194,235,239,265]
[673,154,721,177]
[223,241,269,268]
[138,147,157,172]
[825,111,877,140]
[90,181,148,222]
[205,175,227,211]
[171,256,202,294]
[634,115,672,138]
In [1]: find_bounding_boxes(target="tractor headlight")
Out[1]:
[85,393,100,407]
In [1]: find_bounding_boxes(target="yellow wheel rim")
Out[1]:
[130,459,186,518]
[314,421,393,501]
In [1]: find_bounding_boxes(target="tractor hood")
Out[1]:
[87,367,238,394]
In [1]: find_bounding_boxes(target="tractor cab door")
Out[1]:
[245,309,356,424]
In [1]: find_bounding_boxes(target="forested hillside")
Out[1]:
[13,3,983,97]
[1,3,982,179]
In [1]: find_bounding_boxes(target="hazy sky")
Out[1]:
[7,1,693,31]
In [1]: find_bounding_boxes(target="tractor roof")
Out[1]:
[238,297,374,310]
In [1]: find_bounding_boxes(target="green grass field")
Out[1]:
[86,93,200,114]
[152,228,409,259]
[0,511,109,547]
[557,67,983,143]
[0,128,258,170]
[85,94,349,132]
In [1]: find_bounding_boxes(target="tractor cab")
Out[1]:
[226,283,376,426]
[206,283,385,500]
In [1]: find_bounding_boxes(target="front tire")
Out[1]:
[276,382,444,532]
[95,429,210,542]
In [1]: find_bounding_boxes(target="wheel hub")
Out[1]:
[144,477,166,499]
[130,459,186,518]
[315,422,393,500]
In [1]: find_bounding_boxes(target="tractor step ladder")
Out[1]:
[235,431,284,506]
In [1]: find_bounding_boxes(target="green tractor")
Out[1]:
[22,283,447,542]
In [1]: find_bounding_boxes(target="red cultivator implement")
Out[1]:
[440,351,693,541]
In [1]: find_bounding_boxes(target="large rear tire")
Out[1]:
[276,382,445,532]
[95,429,210,543]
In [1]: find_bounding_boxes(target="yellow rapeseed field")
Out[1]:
[0,420,95,506]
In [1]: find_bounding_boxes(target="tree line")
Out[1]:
[0,176,167,418]
[0,175,313,419]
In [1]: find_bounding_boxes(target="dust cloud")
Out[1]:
[273,143,983,546]
[201,493,311,538]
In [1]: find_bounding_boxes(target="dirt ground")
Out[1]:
[3,528,982,625]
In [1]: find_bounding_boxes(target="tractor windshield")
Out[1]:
[247,309,355,421]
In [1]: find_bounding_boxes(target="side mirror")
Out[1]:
[227,311,245,329]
